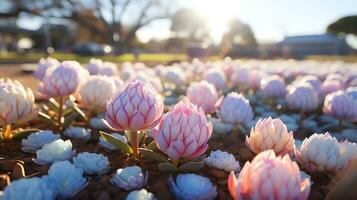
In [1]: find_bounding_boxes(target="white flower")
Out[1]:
[126,189,156,200]
[286,84,319,112]
[64,127,91,141]
[87,58,103,75]
[187,80,220,114]
[218,92,254,125]
[203,68,227,91]
[99,133,128,150]
[0,79,37,126]
[100,61,118,76]
[295,133,344,173]
[110,166,148,191]
[77,75,116,111]
[339,140,357,170]
[21,130,60,153]
[2,177,56,200]
[33,57,59,80]
[204,150,240,172]
[42,161,87,199]
[73,152,110,175]
[34,139,75,165]
[168,173,217,200]
[164,67,186,87]
[260,75,287,98]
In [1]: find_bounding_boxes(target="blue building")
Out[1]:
[279,34,351,59]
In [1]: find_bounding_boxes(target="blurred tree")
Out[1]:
[220,19,258,57]
[327,15,357,36]
[221,19,257,48]
[0,0,173,53]
[170,9,210,42]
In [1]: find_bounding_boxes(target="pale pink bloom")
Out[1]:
[321,80,343,95]
[77,75,116,111]
[246,117,294,156]
[0,79,37,125]
[248,70,264,89]
[132,72,163,93]
[101,62,118,76]
[37,61,86,98]
[323,90,357,121]
[218,92,253,125]
[228,150,310,200]
[260,75,287,98]
[87,58,103,75]
[33,57,59,80]
[105,80,164,131]
[186,80,222,114]
[325,73,347,86]
[231,68,250,87]
[286,84,319,112]
[110,76,124,90]
[294,133,344,173]
[203,68,227,91]
[153,102,213,159]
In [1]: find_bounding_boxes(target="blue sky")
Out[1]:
[138,0,357,44]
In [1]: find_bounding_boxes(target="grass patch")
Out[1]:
[0,52,189,63]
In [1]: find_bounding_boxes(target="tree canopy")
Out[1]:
[327,15,357,36]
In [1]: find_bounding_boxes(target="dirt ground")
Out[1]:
[0,64,39,91]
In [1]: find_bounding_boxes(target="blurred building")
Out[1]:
[279,34,351,59]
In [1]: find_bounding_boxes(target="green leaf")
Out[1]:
[147,141,158,151]
[177,161,204,172]
[62,113,78,129]
[158,163,177,172]
[99,131,133,154]
[11,129,39,140]
[73,106,88,121]
[62,107,74,117]
[47,98,60,112]
[139,148,168,163]
[37,112,56,127]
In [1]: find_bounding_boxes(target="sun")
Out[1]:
[190,0,242,44]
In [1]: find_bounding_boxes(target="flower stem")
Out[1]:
[130,131,139,158]
[2,124,11,139]
[172,158,179,168]
[299,111,304,127]
[57,96,64,132]
[338,119,343,131]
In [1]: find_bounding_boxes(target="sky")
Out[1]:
[137,0,357,44]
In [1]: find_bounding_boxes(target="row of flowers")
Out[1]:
[1,57,357,200]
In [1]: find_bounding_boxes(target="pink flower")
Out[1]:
[248,70,265,89]
[105,80,164,131]
[246,117,294,156]
[186,80,222,114]
[33,57,60,80]
[260,75,287,98]
[286,84,319,112]
[323,90,357,121]
[228,150,311,200]
[37,61,86,98]
[321,80,343,96]
[153,102,213,160]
